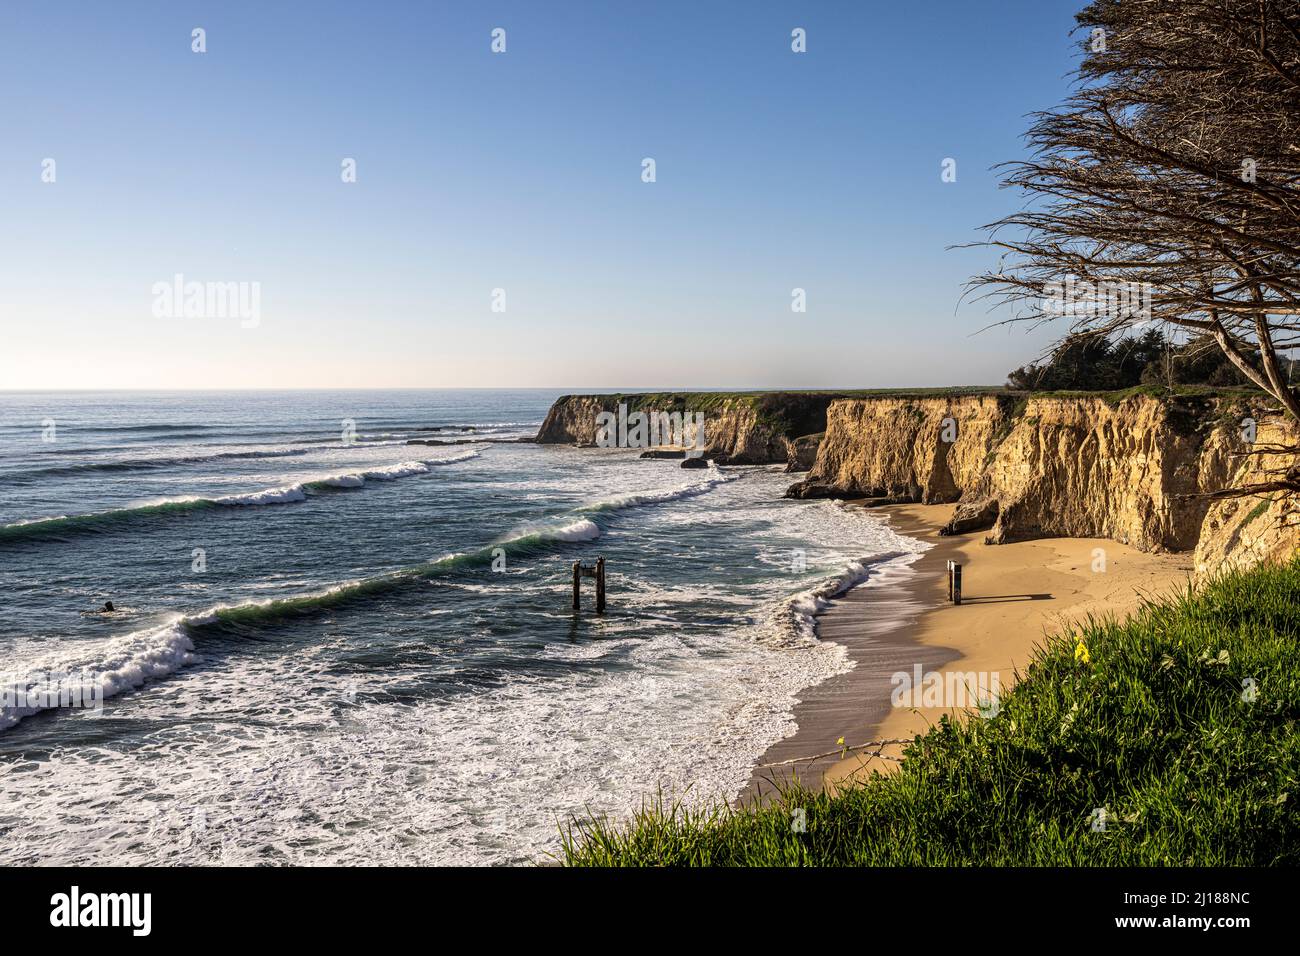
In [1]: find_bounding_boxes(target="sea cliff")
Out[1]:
[537,388,1298,575]
[535,391,843,467]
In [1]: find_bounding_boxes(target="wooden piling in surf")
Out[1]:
[595,557,606,612]
[573,557,607,614]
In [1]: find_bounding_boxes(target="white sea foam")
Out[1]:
[221,449,482,504]
[537,518,602,542]
[0,620,196,732]
[580,463,738,513]
[0,452,929,865]
[774,552,907,645]
[216,485,310,505]
[0,620,855,865]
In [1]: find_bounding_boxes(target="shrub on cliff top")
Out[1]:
[559,558,1300,866]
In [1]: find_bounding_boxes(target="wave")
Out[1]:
[578,463,738,514]
[77,423,223,433]
[494,517,602,547]
[0,450,482,543]
[765,550,913,648]
[0,466,737,732]
[0,523,586,732]
[8,446,316,483]
[176,513,604,633]
[0,620,196,732]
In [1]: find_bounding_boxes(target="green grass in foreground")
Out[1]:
[560,559,1300,865]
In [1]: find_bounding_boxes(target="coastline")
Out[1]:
[743,502,1194,802]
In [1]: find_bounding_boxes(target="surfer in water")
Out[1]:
[102,600,116,612]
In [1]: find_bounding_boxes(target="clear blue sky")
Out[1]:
[1,0,1085,389]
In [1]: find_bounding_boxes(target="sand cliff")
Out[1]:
[792,391,1296,576]
[538,390,1298,575]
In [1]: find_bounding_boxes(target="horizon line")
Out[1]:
[0,384,1007,393]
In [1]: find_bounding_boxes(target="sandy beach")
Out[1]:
[744,502,1195,801]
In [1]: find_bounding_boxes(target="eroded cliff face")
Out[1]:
[536,390,1298,573]
[535,393,838,464]
[792,392,1297,571]
[536,396,618,448]
[798,396,1011,503]
[1194,417,1300,580]
[980,395,1216,551]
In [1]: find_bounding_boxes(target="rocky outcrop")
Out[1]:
[978,395,1218,551]
[536,395,620,448]
[535,392,842,464]
[785,433,823,473]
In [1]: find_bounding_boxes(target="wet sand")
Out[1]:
[742,503,1193,803]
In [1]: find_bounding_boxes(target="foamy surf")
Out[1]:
[764,550,918,648]
[0,469,735,732]
[0,619,196,732]
[579,463,738,514]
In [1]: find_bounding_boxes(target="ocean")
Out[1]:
[0,389,924,865]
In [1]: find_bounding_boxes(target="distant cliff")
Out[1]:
[534,392,842,466]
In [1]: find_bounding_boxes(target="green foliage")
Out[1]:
[1008,332,1292,393]
[1245,499,1273,526]
[560,559,1300,866]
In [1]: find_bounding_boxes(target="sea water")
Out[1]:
[0,389,924,865]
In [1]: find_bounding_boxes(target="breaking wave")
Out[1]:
[0,450,482,543]
[0,468,738,731]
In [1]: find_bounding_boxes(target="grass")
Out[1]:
[1034,383,1262,403]
[1244,498,1274,526]
[565,385,1269,442]
[559,558,1300,866]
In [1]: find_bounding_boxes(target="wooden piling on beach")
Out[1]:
[952,562,962,606]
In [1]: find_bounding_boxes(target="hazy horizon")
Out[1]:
[0,383,1008,393]
[3,0,1082,390]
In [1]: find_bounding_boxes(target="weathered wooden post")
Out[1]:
[952,562,962,606]
[946,560,954,602]
[595,557,606,613]
[573,557,608,613]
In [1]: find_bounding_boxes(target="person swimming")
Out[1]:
[102,600,115,612]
